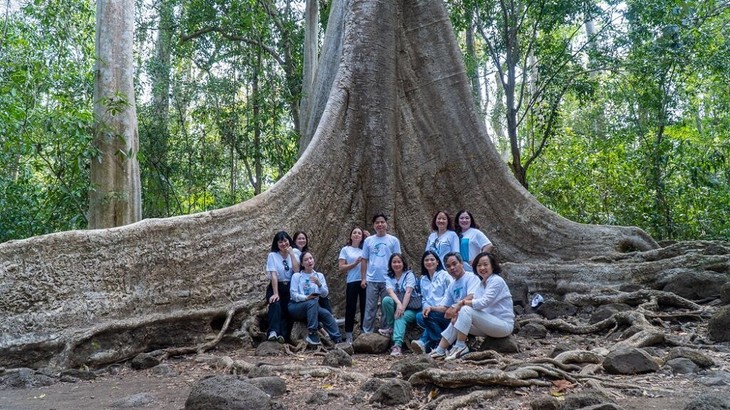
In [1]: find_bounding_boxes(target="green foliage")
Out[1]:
[0,0,95,242]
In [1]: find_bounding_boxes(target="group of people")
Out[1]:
[263,210,515,360]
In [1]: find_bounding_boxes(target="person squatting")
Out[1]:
[262,210,513,360]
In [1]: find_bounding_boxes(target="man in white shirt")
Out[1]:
[360,213,401,333]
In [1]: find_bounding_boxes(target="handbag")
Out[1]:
[396,271,422,310]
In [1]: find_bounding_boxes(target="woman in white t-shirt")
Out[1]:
[454,210,494,272]
[379,253,419,357]
[424,210,460,265]
[265,231,300,343]
[338,226,369,344]
[291,231,309,260]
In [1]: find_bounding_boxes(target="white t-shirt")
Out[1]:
[338,245,364,283]
[424,230,460,265]
[290,270,329,302]
[266,252,295,282]
[362,234,401,283]
[459,228,492,272]
[442,271,481,306]
[420,269,453,309]
[385,270,417,292]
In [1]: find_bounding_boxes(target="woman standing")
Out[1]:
[338,226,368,344]
[291,231,309,260]
[424,210,460,265]
[265,231,300,342]
[454,210,494,272]
[288,251,341,345]
[429,252,514,361]
[379,253,420,356]
[411,250,453,354]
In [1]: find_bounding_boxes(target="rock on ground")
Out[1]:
[184,375,271,410]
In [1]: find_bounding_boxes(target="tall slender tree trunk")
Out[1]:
[299,0,319,156]
[145,0,174,217]
[89,0,141,228]
[465,11,481,112]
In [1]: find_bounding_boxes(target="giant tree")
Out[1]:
[88,0,142,228]
[1,0,725,370]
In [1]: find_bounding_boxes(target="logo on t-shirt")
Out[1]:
[373,242,389,257]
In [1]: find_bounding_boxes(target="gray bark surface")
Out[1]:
[2,0,720,370]
[89,0,142,228]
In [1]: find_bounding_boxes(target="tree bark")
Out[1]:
[1,0,668,369]
[89,0,142,228]
[298,0,319,156]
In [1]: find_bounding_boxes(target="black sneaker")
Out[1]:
[305,333,322,345]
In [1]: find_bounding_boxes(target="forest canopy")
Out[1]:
[1,0,729,242]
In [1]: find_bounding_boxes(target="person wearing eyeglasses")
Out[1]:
[265,231,300,343]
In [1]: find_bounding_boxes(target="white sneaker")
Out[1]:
[267,331,278,341]
[410,340,426,354]
[445,345,469,361]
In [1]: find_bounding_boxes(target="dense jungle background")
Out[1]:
[1,0,728,243]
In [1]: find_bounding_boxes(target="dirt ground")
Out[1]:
[2,328,728,410]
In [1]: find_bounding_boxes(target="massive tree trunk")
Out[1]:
[89,0,142,228]
[2,0,724,370]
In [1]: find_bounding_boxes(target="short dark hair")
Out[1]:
[270,231,293,252]
[292,231,309,252]
[421,250,444,276]
[472,252,502,276]
[372,213,388,223]
[443,252,463,264]
[346,226,365,249]
[387,253,409,278]
[454,210,479,235]
[430,210,454,231]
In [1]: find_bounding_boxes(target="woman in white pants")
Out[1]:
[429,252,514,361]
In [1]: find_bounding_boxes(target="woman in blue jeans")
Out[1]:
[288,251,341,346]
[411,250,453,354]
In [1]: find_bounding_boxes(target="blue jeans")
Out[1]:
[266,282,291,340]
[416,310,450,351]
[288,298,341,342]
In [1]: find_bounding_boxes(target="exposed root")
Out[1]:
[420,389,501,410]
[564,289,702,311]
[253,363,366,381]
[552,350,604,365]
[409,368,552,388]
[159,301,250,360]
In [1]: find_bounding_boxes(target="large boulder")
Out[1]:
[662,270,728,300]
[368,378,412,406]
[389,355,437,379]
[536,300,577,320]
[352,333,390,354]
[184,375,271,410]
[603,348,659,374]
[683,393,730,410]
[708,306,730,342]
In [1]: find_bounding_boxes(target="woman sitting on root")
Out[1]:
[429,252,514,361]
[379,253,420,356]
[288,251,341,346]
